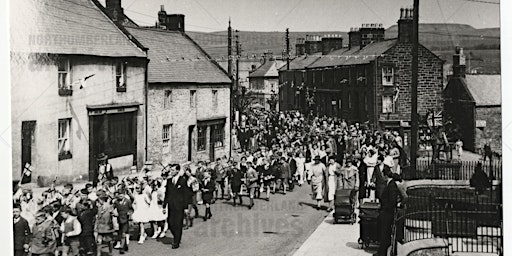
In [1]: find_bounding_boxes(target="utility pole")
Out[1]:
[286,28,290,70]
[227,18,233,158]
[235,31,240,92]
[410,0,419,177]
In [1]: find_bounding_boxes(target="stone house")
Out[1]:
[10,0,148,184]
[248,60,286,110]
[443,48,501,153]
[125,24,232,164]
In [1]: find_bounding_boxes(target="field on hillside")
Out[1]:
[434,49,500,74]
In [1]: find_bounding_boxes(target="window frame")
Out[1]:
[164,90,172,109]
[190,90,197,108]
[212,123,225,148]
[382,66,394,86]
[115,61,127,92]
[58,118,72,160]
[212,90,218,109]
[197,125,207,151]
[162,124,171,151]
[382,95,395,113]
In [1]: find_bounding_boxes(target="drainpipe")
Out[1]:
[144,52,149,164]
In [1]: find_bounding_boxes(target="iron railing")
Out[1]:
[401,158,502,181]
[392,185,502,255]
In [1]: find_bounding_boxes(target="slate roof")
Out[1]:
[307,39,397,68]
[126,27,231,84]
[279,54,322,71]
[248,61,286,78]
[465,75,501,106]
[10,0,146,58]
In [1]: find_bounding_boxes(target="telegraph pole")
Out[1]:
[235,31,240,92]
[228,18,233,158]
[286,28,290,70]
[410,0,419,177]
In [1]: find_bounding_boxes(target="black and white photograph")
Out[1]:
[3,0,509,255]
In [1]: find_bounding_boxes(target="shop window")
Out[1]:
[197,126,206,151]
[212,123,225,147]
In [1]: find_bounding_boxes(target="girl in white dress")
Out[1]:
[294,152,306,186]
[148,180,167,238]
[131,184,151,244]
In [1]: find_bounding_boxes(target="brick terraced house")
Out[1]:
[279,8,444,143]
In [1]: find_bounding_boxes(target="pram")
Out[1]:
[333,189,356,224]
[358,201,380,249]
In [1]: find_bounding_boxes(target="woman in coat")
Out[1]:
[325,157,341,211]
[337,157,360,207]
[201,170,215,221]
[310,156,326,210]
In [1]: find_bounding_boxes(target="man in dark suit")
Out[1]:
[375,168,399,256]
[374,155,390,201]
[13,203,31,256]
[163,164,188,249]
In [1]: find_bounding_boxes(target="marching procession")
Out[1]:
[13,109,408,256]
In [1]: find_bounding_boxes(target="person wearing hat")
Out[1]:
[200,170,215,221]
[310,155,326,210]
[95,153,113,187]
[337,156,360,208]
[246,161,259,209]
[13,203,31,256]
[30,211,59,256]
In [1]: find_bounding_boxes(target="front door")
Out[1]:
[209,126,215,162]
[21,121,36,182]
[188,125,194,161]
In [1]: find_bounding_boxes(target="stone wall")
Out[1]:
[475,106,502,154]
[147,84,231,165]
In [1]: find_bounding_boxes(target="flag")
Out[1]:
[393,86,400,102]
[21,163,32,184]
[73,74,95,89]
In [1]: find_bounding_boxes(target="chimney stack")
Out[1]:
[304,35,322,55]
[359,23,385,49]
[157,5,185,32]
[321,34,343,55]
[105,0,124,23]
[295,38,305,56]
[348,27,361,50]
[452,47,466,78]
[398,7,414,43]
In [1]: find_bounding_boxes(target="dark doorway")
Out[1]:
[21,121,36,182]
[188,125,194,161]
[89,112,137,181]
[209,126,215,162]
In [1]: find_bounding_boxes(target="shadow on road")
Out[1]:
[298,201,328,211]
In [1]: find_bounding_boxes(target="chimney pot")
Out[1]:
[400,8,404,19]
[160,5,165,11]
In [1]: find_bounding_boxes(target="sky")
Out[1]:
[100,0,501,32]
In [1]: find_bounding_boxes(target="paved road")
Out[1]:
[110,184,329,256]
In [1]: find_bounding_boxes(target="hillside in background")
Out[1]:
[187,23,500,73]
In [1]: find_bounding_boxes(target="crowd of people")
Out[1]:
[13,110,409,256]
